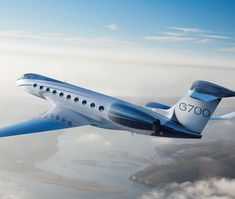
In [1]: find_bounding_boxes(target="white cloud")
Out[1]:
[162,32,185,37]
[140,178,235,199]
[195,38,211,44]
[216,46,235,52]
[167,26,210,33]
[0,40,235,70]
[0,29,234,72]
[74,133,111,146]
[144,35,194,42]
[202,34,230,40]
[106,23,119,31]
[145,27,231,46]
[144,27,198,42]
[0,178,31,199]
[0,30,133,46]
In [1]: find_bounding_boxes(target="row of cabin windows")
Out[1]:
[33,83,105,112]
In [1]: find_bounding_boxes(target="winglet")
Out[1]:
[191,80,235,98]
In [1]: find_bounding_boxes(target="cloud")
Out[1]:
[202,34,230,40]
[140,178,235,199]
[195,38,211,44]
[144,35,194,42]
[57,131,112,149]
[162,32,185,37]
[216,46,235,52]
[0,178,31,199]
[0,29,234,70]
[167,26,210,33]
[0,30,133,46]
[1,40,235,70]
[145,27,231,45]
[74,133,111,146]
[106,23,119,31]
[144,27,199,42]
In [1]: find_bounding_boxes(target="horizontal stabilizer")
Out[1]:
[191,80,235,98]
[145,102,171,110]
[210,112,235,120]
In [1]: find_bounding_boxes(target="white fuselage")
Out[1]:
[2,73,227,139]
[16,78,161,136]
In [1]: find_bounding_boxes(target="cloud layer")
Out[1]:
[0,30,131,46]
[144,26,231,44]
[0,178,31,199]
[140,178,235,199]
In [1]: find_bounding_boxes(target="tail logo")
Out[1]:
[174,95,218,133]
[178,102,211,117]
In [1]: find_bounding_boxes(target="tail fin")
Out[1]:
[173,80,235,134]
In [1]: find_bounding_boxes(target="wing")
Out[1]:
[0,106,90,138]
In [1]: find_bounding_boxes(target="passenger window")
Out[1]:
[53,90,57,95]
[74,97,79,102]
[82,100,87,105]
[67,95,71,100]
[90,103,95,108]
[59,92,64,97]
[99,106,104,112]
[39,86,43,90]
[46,88,50,92]
[33,83,37,88]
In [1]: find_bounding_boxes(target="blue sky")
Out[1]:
[0,0,234,36]
[0,0,235,47]
[0,1,234,32]
[0,0,234,68]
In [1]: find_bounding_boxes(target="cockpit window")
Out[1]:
[18,73,64,84]
[18,74,34,80]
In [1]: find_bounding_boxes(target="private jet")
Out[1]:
[1,73,235,139]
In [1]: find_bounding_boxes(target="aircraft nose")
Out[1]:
[16,77,28,87]
[16,79,23,87]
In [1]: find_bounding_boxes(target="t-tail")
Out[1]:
[168,80,235,137]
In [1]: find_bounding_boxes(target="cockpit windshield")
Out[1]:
[18,74,34,80]
[17,73,64,84]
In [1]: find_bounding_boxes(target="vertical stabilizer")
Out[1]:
[173,81,235,133]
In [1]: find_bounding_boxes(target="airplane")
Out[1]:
[0,73,235,139]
